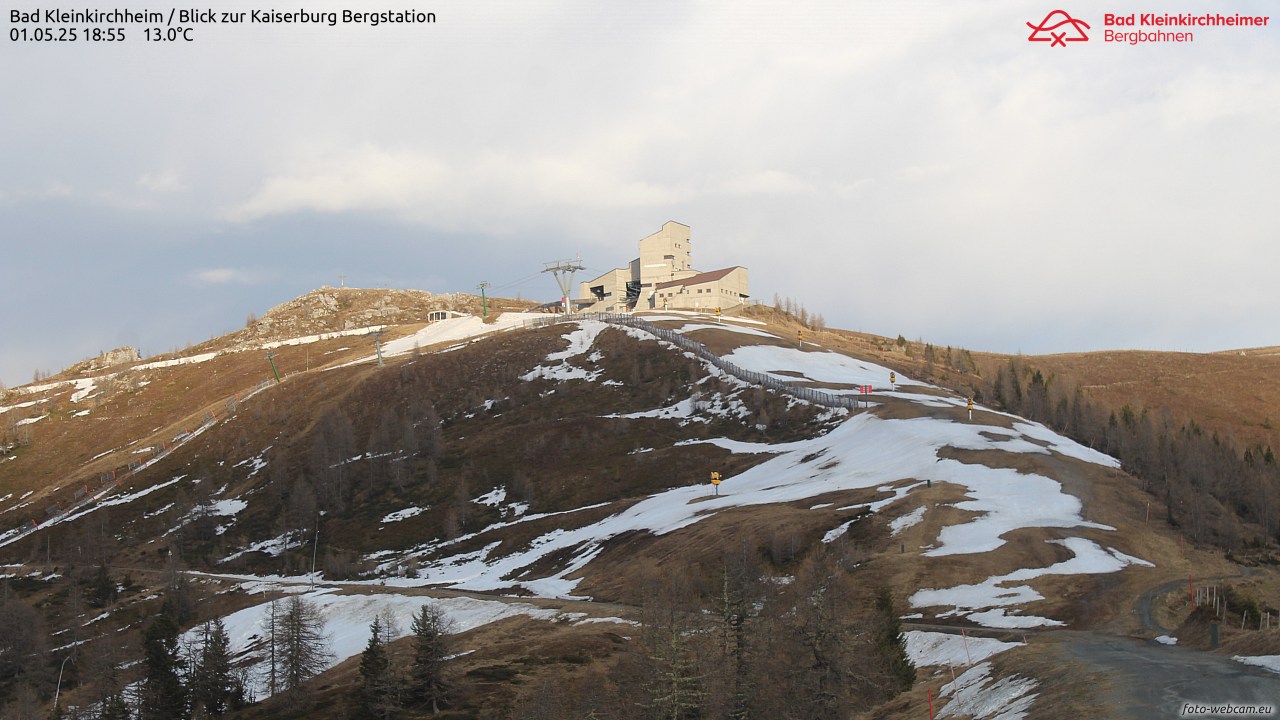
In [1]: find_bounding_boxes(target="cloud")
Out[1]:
[3,0,1280,384]
[137,171,187,193]
[192,268,263,286]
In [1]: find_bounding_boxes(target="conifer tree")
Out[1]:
[358,617,399,719]
[138,609,188,720]
[192,619,244,717]
[873,587,915,696]
[407,603,451,712]
[97,692,130,720]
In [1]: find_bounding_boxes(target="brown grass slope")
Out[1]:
[3,291,1278,720]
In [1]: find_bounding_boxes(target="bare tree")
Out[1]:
[277,595,331,693]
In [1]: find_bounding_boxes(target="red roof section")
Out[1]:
[654,266,743,291]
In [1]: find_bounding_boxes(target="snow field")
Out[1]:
[355,312,546,365]
[402,409,1137,605]
[720,344,921,389]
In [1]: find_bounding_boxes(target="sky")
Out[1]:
[2,0,1277,387]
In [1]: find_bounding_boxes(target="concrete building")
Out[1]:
[578,221,749,312]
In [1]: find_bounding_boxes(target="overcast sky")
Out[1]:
[2,0,1277,387]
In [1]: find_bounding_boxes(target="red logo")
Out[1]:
[1027,10,1090,46]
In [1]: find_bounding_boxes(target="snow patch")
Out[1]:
[911,538,1152,622]
[938,662,1038,720]
[904,631,1023,667]
[382,507,426,524]
[890,507,926,535]
[1232,655,1280,674]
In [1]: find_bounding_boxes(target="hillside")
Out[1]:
[1,290,1277,720]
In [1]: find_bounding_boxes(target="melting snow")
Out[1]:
[721,345,918,389]
[197,589,569,701]
[965,609,1063,629]
[910,538,1152,622]
[70,378,97,403]
[213,499,248,516]
[407,411,1135,599]
[890,507,926,535]
[938,662,1038,720]
[346,313,545,365]
[545,321,608,362]
[133,352,219,371]
[904,631,1023,667]
[673,323,776,338]
[222,532,307,562]
[1232,655,1280,674]
[382,507,426,523]
[475,488,506,506]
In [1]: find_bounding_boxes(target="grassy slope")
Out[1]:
[3,293,1278,719]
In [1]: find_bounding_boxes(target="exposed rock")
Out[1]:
[71,346,142,375]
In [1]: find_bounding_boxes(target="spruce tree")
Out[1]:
[358,617,398,719]
[192,619,244,717]
[138,609,188,720]
[89,563,116,609]
[97,692,131,720]
[873,587,915,695]
[407,603,451,712]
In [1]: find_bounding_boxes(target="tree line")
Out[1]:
[511,545,915,720]
[973,358,1279,550]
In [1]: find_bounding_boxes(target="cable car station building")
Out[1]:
[577,221,749,312]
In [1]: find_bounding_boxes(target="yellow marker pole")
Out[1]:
[711,471,722,496]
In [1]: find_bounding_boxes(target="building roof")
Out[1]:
[654,266,743,291]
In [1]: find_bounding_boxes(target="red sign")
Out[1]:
[861,385,872,394]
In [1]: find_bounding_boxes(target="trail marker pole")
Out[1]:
[266,352,281,383]
[928,688,934,719]
[967,398,973,420]
[890,372,897,391]
[798,331,804,349]
[711,471,721,496]
[961,628,972,665]
[310,519,320,590]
